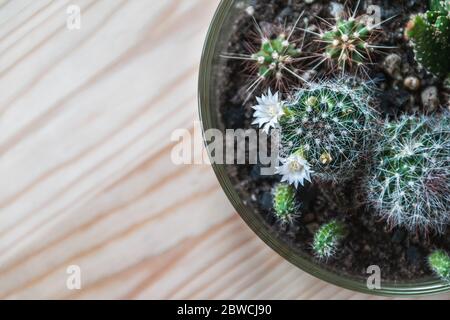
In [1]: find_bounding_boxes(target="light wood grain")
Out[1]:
[0,0,448,300]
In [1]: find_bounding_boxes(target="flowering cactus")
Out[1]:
[272,183,300,224]
[428,250,450,282]
[313,220,347,260]
[274,80,376,185]
[367,115,450,234]
[405,0,450,77]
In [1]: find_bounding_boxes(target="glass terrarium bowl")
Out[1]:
[198,0,450,297]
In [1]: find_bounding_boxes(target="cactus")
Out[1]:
[272,183,300,224]
[313,220,347,260]
[367,115,450,234]
[405,0,450,77]
[221,11,307,95]
[276,80,376,184]
[306,0,393,77]
[428,250,450,282]
[252,34,301,81]
[321,18,376,73]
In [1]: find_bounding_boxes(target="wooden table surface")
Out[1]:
[0,0,448,300]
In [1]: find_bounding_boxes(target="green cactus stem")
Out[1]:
[428,250,450,282]
[313,220,347,260]
[405,0,450,77]
[273,183,299,224]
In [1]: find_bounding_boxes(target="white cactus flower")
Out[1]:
[276,154,314,188]
[252,89,284,134]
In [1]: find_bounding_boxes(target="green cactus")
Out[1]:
[221,12,306,92]
[313,220,347,260]
[406,0,450,77]
[277,80,376,184]
[321,17,374,71]
[367,115,450,234]
[273,183,299,224]
[252,34,301,80]
[428,250,450,282]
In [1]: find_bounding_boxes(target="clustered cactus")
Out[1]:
[229,1,450,277]
[368,115,450,234]
[313,220,347,260]
[278,81,375,182]
[406,0,450,78]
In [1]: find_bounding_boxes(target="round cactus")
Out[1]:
[277,80,376,184]
[321,17,375,71]
[367,115,450,234]
[272,183,300,224]
[221,11,307,93]
[313,220,347,260]
[252,34,301,81]
[428,250,450,282]
[306,1,394,77]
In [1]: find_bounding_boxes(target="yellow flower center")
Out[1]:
[289,160,304,172]
[268,105,278,117]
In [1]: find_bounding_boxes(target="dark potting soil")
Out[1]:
[215,0,450,282]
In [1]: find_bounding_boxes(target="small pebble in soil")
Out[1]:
[383,54,402,80]
[421,86,440,111]
[329,2,344,18]
[403,76,421,91]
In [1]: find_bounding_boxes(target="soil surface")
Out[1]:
[216,0,450,282]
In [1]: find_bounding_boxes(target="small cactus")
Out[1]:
[272,183,300,224]
[321,18,375,72]
[252,34,301,81]
[276,80,376,184]
[405,0,450,77]
[367,115,450,234]
[307,1,393,77]
[221,11,307,95]
[313,220,347,259]
[428,250,450,282]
